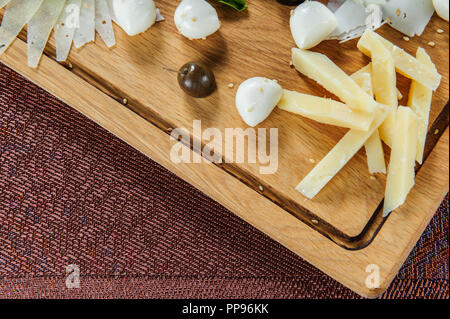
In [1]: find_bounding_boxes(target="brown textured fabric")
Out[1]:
[0,62,448,299]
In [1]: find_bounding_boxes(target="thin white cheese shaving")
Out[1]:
[156,8,165,22]
[54,0,81,62]
[329,0,385,42]
[27,0,66,68]
[382,0,435,37]
[73,0,95,48]
[0,0,44,55]
[95,0,115,47]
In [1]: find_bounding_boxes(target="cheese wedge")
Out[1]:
[297,105,392,199]
[291,48,376,114]
[383,107,419,216]
[366,31,398,148]
[278,90,373,131]
[358,29,441,91]
[351,71,386,174]
[408,48,434,164]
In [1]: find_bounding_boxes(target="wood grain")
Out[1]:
[16,1,446,238]
[1,1,448,297]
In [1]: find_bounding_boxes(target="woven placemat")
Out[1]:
[0,62,448,299]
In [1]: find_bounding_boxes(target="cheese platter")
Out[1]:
[0,0,449,297]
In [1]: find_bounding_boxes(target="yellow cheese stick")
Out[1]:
[352,63,402,101]
[364,31,398,148]
[351,71,386,174]
[297,105,392,199]
[278,90,373,131]
[291,48,376,114]
[358,30,441,91]
[383,107,419,216]
[408,48,435,164]
[364,130,386,174]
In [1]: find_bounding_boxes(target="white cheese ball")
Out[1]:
[290,1,338,49]
[236,78,283,127]
[108,0,156,36]
[174,0,221,39]
[433,0,449,22]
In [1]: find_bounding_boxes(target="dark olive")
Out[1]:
[276,0,305,5]
[178,62,216,98]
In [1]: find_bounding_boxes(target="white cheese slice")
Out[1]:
[358,30,441,91]
[351,71,386,174]
[54,0,81,62]
[383,107,419,216]
[27,0,66,68]
[364,30,398,148]
[297,104,392,199]
[329,0,384,42]
[291,48,376,114]
[408,47,435,164]
[73,0,95,48]
[95,0,115,48]
[0,0,44,55]
[278,90,373,131]
[382,0,435,37]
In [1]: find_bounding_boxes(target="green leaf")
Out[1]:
[217,0,247,11]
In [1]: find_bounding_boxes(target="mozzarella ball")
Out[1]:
[174,0,221,39]
[290,1,338,49]
[109,0,156,36]
[433,0,449,22]
[236,78,283,127]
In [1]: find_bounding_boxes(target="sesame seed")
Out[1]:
[259,185,264,192]
[122,98,128,105]
[428,41,435,47]
[227,83,234,88]
[312,219,319,225]
[437,29,444,34]
[309,158,316,164]
[403,36,410,41]
[434,129,439,135]
[370,176,377,181]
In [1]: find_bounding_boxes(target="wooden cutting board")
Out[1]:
[1,1,448,297]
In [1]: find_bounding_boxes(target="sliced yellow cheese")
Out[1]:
[352,63,402,101]
[358,30,441,91]
[364,130,386,174]
[278,90,373,131]
[351,71,385,172]
[291,48,376,114]
[383,107,419,216]
[363,31,398,148]
[351,71,386,174]
[297,105,392,199]
[351,72,373,96]
[408,47,434,164]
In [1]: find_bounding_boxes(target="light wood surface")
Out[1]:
[1,1,448,297]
